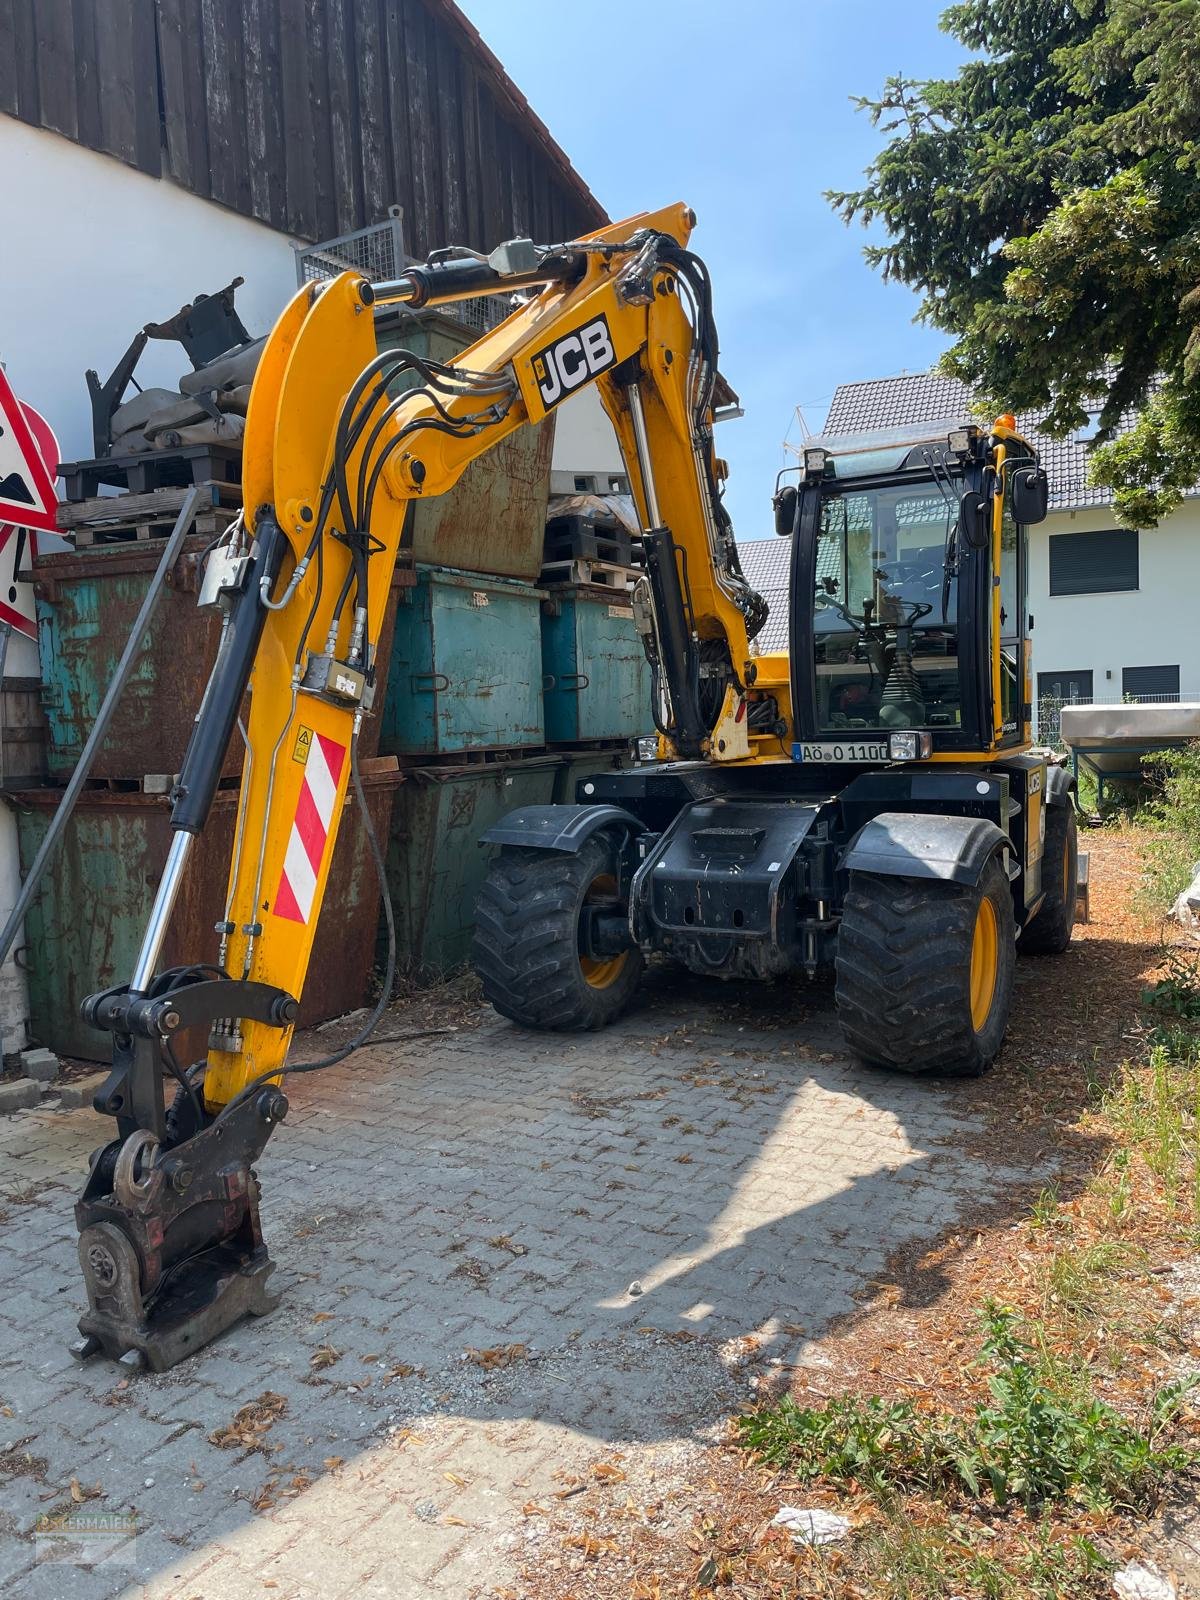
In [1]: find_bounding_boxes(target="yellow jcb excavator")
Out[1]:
[70,203,1076,1371]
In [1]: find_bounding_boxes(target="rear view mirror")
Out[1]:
[1010,465,1049,525]
[773,485,798,537]
[957,491,990,549]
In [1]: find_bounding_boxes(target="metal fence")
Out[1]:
[294,209,514,336]
[1036,692,1192,748]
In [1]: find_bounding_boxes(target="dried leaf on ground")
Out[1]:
[464,1343,527,1370]
[207,1391,288,1453]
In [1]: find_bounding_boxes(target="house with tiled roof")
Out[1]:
[738,371,1200,733]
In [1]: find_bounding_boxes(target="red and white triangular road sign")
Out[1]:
[0,367,59,534]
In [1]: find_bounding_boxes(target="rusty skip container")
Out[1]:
[9,761,402,1062]
[379,566,546,756]
[376,308,555,580]
[540,588,651,744]
[33,540,412,781]
[386,754,562,973]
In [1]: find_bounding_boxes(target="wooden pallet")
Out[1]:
[544,517,637,567]
[57,481,241,547]
[538,558,639,593]
[75,772,241,796]
[59,442,242,502]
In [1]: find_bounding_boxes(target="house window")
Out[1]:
[573,474,596,493]
[1075,408,1103,443]
[1048,528,1138,596]
[1122,664,1179,702]
[1038,670,1093,705]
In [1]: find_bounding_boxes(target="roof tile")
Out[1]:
[822,371,1113,510]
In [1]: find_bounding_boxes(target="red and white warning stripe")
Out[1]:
[274,732,346,924]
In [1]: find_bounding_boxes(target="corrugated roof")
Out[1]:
[823,371,1122,512]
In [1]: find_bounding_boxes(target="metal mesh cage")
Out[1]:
[295,210,514,337]
[296,214,408,286]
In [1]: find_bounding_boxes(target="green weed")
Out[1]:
[849,1513,1110,1600]
[737,1305,1193,1513]
[1143,952,1200,1020]
[1138,741,1200,909]
[1029,1183,1063,1230]
[1103,1042,1199,1219]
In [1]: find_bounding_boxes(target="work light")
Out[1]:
[946,427,974,457]
[888,731,933,761]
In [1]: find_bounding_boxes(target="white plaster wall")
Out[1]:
[1030,499,1200,707]
[550,385,624,490]
[0,119,301,468]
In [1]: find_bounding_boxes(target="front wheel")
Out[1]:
[472,835,644,1031]
[835,857,1016,1078]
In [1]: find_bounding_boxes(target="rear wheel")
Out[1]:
[472,834,644,1031]
[1020,805,1078,956]
[835,856,1016,1077]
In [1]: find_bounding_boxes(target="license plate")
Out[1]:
[796,740,890,763]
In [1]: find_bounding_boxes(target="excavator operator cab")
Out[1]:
[784,416,1047,762]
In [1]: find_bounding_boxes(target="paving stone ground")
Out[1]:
[0,967,1044,1599]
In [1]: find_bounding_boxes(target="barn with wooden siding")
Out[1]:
[0,0,604,254]
[0,0,606,481]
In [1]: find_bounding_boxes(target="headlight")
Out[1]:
[636,736,659,763]
[888,731,932,761]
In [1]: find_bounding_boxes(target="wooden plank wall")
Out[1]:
[0,0,601,250]
[0,0,160,174]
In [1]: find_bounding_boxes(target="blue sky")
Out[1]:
[456,0,968,537]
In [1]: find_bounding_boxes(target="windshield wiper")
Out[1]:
[920,448,962,624]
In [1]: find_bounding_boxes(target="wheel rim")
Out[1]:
[969,896,999,1032]
[579,874,628,990]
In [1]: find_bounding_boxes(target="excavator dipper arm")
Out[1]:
[70,203,765,1369]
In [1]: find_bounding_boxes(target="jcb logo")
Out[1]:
[531,315,616,409]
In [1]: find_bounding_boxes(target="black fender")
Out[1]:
[1044,764,1075,807]
[478,803,646,854]
[840,812,1010,887]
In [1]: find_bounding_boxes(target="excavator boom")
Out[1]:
[70,204,765,1369]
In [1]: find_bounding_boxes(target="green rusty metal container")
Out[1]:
[376,308,555,580]
[34,538,232,783]
[8,763,402,1062]
[32,541,410,781]
[379,565,546,756]
[540,587,651,744]
[386,754,562,973]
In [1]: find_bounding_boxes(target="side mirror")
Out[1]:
[957,491,990,549]
[773,485,797,537]
[1010,465,1049,525]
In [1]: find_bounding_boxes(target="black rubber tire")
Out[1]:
[472,835,645,1031]
[1020,805,1078,956]
[835,856,1016,1078]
